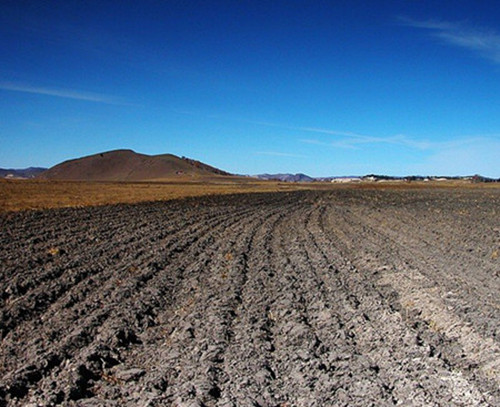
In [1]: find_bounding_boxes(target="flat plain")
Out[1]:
[0,183,499,406]
[0,179,294,212]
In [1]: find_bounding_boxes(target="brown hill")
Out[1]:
[39,149,232,181]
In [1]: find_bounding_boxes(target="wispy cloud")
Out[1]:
[174,111,498,161]
[399,17,500,64]
[256,151,307,158]
[405,137,500,177]
[251,119,498,153]
[0,82,132,105]
[300,132,494,152]
[298,128,434,150]
[244,119,434,150]
[300,138,358,150]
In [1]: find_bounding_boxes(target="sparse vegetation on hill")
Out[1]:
[38,150,232,181]
[180,156,231,176]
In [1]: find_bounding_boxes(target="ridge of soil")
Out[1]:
[0,188,499,406]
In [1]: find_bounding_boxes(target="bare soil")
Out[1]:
[0,188,499,406]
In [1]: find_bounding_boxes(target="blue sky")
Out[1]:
[1,0,499,177]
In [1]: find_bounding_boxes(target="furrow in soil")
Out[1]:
[0,189,498,406]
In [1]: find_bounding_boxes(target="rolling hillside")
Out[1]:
[38,150,231,181]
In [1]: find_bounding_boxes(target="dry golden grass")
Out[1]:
[1,178,498,212]
[0,178,302,212]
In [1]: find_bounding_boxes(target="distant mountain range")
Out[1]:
[254,174,500,183]
[1,150,499,182]
[254,173,315,182]
[0,167,47,179]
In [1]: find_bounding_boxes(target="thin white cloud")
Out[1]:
[301,132,500,177]
[300,138,359,150]
[300,131,495,152]
[406,137,500,177]
[256,151,307,158]
[300,139,333,147]
[284,122,498,152]
[234,118,435,150]
[0,82,132,105]
[299,128,433,149]
[179,112,498,159]
[400,17,500,64]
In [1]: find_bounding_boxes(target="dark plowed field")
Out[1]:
[1,189,499,406]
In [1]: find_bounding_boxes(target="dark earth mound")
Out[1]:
[39,150,231,181]
[0,189,499,406]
